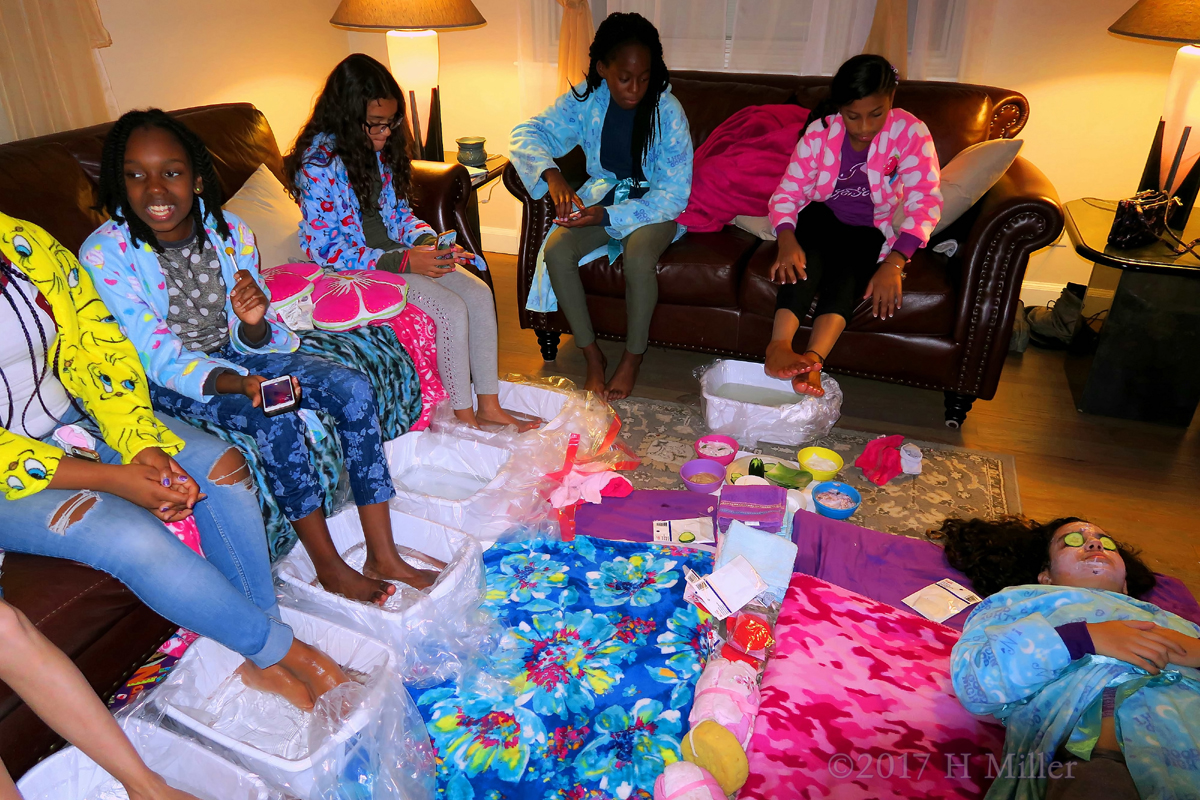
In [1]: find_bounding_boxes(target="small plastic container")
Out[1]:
[811,481,862,520]
[797,446,844,481]
[694,434,739,466]
[681,458,726,494]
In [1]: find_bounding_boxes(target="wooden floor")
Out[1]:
[485,252,1200,597]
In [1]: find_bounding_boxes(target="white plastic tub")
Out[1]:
[697,359,843,448]
[17,719,269,800]
[386,429,510,506]
[156,607,392,799]
[274,507,486,685]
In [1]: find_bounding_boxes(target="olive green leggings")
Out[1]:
[543,220,677,355]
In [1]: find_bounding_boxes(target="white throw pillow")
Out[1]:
[734,215,777,241]
[892,139,1023,237]
[223,164,306,270]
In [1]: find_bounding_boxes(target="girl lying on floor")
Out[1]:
[935,517,1200,800]
[285,54,534,432]
[764,54,943,397]
[510,12,693,400]
[0,214,346,715]
[80,109,438,605]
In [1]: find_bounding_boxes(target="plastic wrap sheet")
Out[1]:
[152,606,436,800]
[695,360,842,448]
[393,377,638,542]
[275,507,498,688]
[16,716,272,800]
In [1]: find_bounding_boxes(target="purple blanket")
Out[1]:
[791,509,1200,629]
[573,492,1200,629]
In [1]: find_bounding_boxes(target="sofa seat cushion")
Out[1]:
[579,227,760,308]
[739,242,957,335]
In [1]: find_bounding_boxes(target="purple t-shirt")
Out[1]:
[777,133,921,259]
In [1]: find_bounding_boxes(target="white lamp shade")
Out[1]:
[387,30,439,143]
[1160,45,1200,194]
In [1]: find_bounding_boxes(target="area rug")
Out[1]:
[612,396,1020,539]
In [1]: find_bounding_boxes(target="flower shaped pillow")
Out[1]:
[311,270,408,331]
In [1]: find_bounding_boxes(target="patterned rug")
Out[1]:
[612,396,1020,539]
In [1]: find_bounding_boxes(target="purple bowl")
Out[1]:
[680,458,726,494]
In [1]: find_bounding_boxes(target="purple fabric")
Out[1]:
[717,484,787,533]
[790,509,1200,630]
[1055,621,1096,661]
[574,490,717,543]
[823,135,873,227]
[892,232,922,260]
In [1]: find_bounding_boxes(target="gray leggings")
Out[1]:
[543,220,677,355]
[403,268,499,410]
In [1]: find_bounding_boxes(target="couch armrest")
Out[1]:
[503,161,558,330]
[408,159,492,289]
[952,155,1064,399]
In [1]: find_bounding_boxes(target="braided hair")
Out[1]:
[805,54,899,135]
[573,12,669,183]
[929,516,1157,599]
[96,108,230,253]
[284,54,414,211]
[0,253,76,433]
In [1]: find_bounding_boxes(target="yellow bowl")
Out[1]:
[797,447,843,481]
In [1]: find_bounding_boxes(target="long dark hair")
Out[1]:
[572,12,669,183]
[805,53,899,135]
[284,54,413,211]
[930,516,1157,599]
[96,109,230,253]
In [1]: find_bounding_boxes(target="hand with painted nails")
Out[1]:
[132,446,203,510]
[109,462,195,522]
[865,254,905,319]
[770,228,807,284]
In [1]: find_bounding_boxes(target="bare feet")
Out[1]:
[236,661,315,711]
[764,339,807,379]
[362,552,439,592]
[604,351,643,401]
[315,562,396,606]
[476,395,542,433]
[581,343,609,396]
[278,640,350,705]
[790,353,825,397]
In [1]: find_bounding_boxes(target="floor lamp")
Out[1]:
[330,0,487,162]
[1110,0,1200,229]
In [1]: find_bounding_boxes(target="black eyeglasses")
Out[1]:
[363,120,404,136]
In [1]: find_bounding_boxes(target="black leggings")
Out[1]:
[775,201,885,324]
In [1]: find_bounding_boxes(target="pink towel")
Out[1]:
[854,434,905,486]
[677,104,810,233]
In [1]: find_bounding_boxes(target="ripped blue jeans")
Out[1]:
[0,412,293,668]
[149,348,395,521]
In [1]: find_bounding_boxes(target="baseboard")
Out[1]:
[479,226,519,256]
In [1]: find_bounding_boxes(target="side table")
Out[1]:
[450,154,507,251]
[1061,198,1200,426]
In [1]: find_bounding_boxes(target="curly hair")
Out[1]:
[805,53,899,135]
[929,516,1157,599]
[284,54,413,211]
[572,12,669,184]
[96,108,230,253]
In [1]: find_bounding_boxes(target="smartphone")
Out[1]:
[436,229,457,249]
[260,375,299,417]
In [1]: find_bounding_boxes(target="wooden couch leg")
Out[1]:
[944,392,976,429]
[536,329,561,361]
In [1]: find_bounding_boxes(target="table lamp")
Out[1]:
[330,0,487,162]
[1110,0,1200,229]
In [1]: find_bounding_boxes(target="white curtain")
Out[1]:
[608,0,731,71]
[556,0,595,94]
[904,0,997,82]
[728,0,876,75]
[0,0,118,143]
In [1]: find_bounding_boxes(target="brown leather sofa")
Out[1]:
[504,72,1063,426]
[0,102,480,778]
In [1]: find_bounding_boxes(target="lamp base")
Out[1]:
[1138,119,1200,231]
[424,87,444,162]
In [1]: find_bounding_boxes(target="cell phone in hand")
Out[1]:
[435,229,457,260]
[260,375,299,417]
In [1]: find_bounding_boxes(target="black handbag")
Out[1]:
[1107,190,1172,249]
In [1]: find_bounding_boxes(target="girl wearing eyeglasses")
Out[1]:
[285,54,533,431]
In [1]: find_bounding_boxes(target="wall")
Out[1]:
[968,0,1179,305]
[96,0,349,156]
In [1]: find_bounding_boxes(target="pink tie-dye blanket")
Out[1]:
[742,573,1005,800]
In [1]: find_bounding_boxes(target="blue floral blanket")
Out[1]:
[413,535,715,800]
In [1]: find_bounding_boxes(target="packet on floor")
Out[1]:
[684,556,767,620]
[653,517,716,548]
[901,578,982,623]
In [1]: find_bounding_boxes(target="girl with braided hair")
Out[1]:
[933,516,1200,798]
[0,214,351,716]
[285,54,534,431]
[511,12,694,400]
[81,109,438,606]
